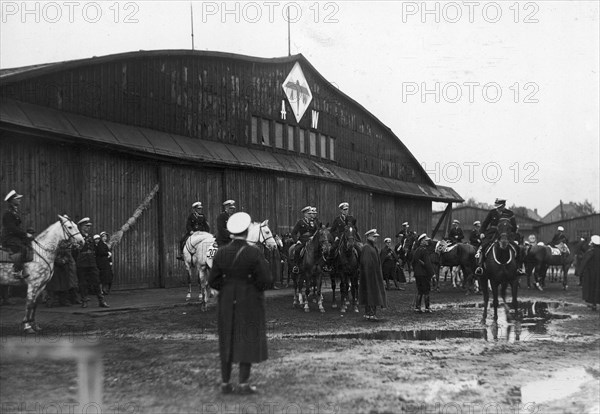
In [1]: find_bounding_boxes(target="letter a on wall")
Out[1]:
[282,62,313,123]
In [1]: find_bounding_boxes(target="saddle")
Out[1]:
[549,247,562,256]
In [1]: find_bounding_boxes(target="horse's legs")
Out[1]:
[491,282,500,323]
[317,273,325,313]
[562,263,569,290]
[331,273,338,308]
[481,276,489,325]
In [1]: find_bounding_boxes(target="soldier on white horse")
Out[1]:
[177,201,211,261]
[1,190,34,278]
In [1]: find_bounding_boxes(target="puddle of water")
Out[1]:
[283,301,571,342]
[521,367,594,404]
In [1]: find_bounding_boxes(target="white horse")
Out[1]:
[183,219,278,311]
[0,215,84,333]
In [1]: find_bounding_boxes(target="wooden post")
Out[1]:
[1,338,103,409]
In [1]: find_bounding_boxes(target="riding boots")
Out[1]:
[414,294,423,313]
[424,295,431,312]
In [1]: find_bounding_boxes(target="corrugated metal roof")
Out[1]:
[0,98,463,202]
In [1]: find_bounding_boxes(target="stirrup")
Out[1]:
[475,267,483,276]
[292,266,299,274]
[12,269,27,279]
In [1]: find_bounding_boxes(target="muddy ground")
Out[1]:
[1,273,599,414]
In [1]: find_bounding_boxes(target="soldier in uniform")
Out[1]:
[331,202,361,244]
[1,190,33,278]
[73,218,109,308]
[475,198,522,275]
[290,206,316,273]
[395,222,410,239]
[448,220,464,245]
[469,221,482,248]
[413,233,436,313]
[216,200,236,247]
[549,226,569,247]
[309,207,322,229]
[208,212,271,395]
[177,201,211,260]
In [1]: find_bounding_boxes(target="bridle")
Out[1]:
[32,219,82,270]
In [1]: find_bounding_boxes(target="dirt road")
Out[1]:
[1,275,599,414]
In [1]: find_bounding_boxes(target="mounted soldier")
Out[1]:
[475,198,523,276]
[447,220,464,245]
[309,207,322,229]
[331,202,361,244]
[177,201,211,260]
[290,206,317,274]
[215,200,236,247]
[549,226,569,247]
[1,190,34,278]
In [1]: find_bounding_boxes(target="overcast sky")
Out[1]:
[1,1,598,217]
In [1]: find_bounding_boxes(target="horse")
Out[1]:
[480,218,520,325]
[183,220,278,311]
[524,242,573,291]
[0,215,85,333]
[432,240,478,294]
[331,225,361,313]
[293,227,333,313]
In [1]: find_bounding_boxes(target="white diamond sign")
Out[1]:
[282,62,312,123]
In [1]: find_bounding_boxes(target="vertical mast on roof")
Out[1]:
[190,2,195,51]
[287,6,291,56]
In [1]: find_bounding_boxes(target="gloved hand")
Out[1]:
[480,233,485,240]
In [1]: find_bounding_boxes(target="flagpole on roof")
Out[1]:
[190,2,195,51]
[287,6,291,56]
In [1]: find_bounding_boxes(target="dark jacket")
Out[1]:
[1,207,28,247]
[291,218,316,244]
[358,240,387,307]
[331,214,361,242]
[481,208,517,239]
[96,240,114,285]
[215,212,231,246]
[448,227,464,243]
[579,245,600,305]
[186,212,210,233]
[413,245,435,278]
[549,232,568,246]
[469,229,481,247]
[380,245,397,277]
[74,234,97,268]
[208,239,272,363]
[48,241,77,292]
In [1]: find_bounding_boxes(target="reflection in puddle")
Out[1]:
[284,301,571,342]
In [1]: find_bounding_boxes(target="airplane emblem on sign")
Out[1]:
[282,62,312,123]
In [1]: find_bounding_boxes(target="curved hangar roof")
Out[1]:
[0,50,462,203]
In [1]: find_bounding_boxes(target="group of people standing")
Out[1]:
[1,191,113,308]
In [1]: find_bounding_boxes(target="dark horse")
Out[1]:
[523,243,573,291]
[481,219,520,328]
[291,228,333,313]
[432,240,478,294]
[331,225,361,313]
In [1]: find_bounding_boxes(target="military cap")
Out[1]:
[417,233,430,244]
[494,198,506,208]
[226,212,251,235]
[402,222,409,227]
[557,226,564,231]
[591,235,600,246]
[223,200,236,207]
[384,237,391,243]
[452,219,460,224]
[192,201,202,208]
[100,231,109,237]
[301,206,311,213]
[365,229,380,237]
[93,234,100,240]
[77,217,92,226]
[339,202,349,209]
[4,190,23,202]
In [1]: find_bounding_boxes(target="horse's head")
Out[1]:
[58,215,85,247]
[247,220,278,251]
[318,227,333,254]
[497,218,513,249]
[343,225,357,249]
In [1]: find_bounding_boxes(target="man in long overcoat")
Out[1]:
[359,229,387,320]
[578,235,600,311]
[380,237,401,290]
[413,233,436,313]
[208,212,272,395]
